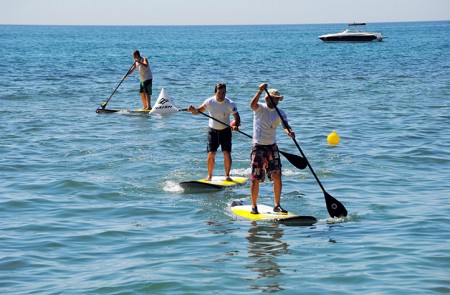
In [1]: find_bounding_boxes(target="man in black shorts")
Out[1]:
[188,84,241,181]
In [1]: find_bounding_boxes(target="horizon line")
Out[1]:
[1,19,448,27]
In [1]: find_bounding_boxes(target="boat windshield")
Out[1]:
[347,23,365,32]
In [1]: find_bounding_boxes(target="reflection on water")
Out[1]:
[245,222,288,293]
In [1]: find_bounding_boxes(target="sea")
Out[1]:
[0,21,449,294]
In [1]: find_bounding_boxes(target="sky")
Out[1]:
[1,0,449,26]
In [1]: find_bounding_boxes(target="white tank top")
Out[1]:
[136,58,153,82]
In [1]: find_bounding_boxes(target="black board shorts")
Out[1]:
[207,127,232,153]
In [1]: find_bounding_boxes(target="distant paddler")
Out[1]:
[123,50,153,110]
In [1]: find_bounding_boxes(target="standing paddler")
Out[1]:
[188,83,241,181]
[123,50,153,110]
[249,83,295,214]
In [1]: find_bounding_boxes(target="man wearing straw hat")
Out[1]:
[249,83,295,215]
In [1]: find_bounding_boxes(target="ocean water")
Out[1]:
[0,21,449,294]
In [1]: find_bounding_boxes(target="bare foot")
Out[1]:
[204,176,212,181]
[225,176,233,182]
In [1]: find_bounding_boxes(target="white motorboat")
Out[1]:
[319,23,384,42]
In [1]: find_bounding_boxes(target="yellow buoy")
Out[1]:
[327,130,340,145]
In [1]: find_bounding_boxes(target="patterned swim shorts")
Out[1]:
[250,144,282,182]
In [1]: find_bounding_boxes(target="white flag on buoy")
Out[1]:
[150,88,179,114]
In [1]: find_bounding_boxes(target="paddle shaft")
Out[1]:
[197,110,251,139]
[264,88,347,217]
[101,64,134,109]
[196,110,307,170]
[263,89,321,186]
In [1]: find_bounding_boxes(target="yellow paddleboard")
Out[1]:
[230,200,317,226]
[180,176,247,193]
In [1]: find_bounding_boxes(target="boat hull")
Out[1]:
[319,32,383,42]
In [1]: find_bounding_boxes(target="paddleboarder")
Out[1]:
[188,83,241,182]
[123,50,153,110]
[249,83,295,214]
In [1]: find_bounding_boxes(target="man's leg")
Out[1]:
[250,180,259,209]
[206,151,216,181]
[272,172,282,206]
[223,151,232,181]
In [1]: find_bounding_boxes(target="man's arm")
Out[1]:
[250,83,267,111]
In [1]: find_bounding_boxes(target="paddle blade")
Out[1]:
[324,191,348,218]
[279,150,307,170]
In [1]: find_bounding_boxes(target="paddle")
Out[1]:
[196,110,307,170]
[264,88,348,218]
[100,64,134,109]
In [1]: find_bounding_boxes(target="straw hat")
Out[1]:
[265,89,283,101]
